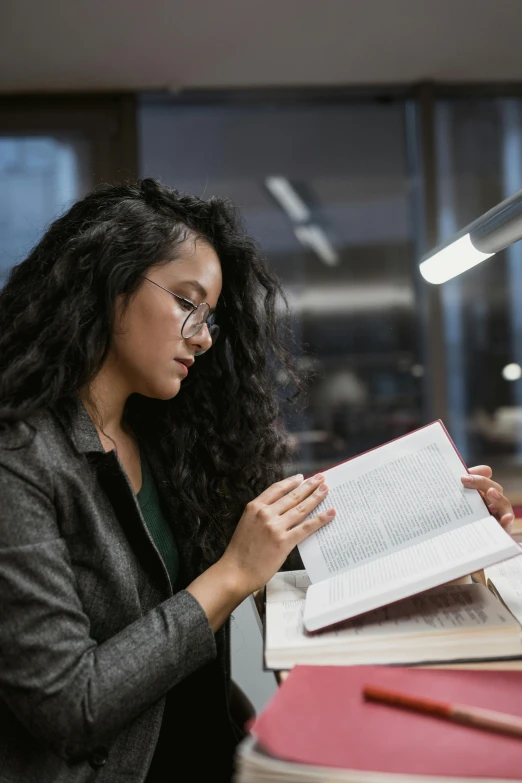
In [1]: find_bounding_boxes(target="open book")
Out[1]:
[264,570,522,670]
[297,421,519,631]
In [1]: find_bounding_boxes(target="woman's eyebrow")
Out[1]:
[168,278,216,312]
[180,280,208,301]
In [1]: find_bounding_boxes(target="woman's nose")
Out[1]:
[187,322,213,354]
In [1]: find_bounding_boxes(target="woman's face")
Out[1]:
[111,236,223,400]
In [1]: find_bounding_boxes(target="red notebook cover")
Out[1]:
[251,666,522,779]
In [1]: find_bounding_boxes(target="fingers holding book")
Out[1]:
[219,474,335,595]
[286,500,337,547]
[271,474,337,542]
[271,473,328,517]
[462,466,514,533]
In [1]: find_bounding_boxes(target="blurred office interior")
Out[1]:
[3,0,522,708]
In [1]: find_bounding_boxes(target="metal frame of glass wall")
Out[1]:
[0,92,138,285]
[0,93,138,185]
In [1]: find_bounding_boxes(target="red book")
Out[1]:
[251,665,522,779]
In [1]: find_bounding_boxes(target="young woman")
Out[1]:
[0,179,515,783]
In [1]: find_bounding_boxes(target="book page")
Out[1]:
[298,421,491,583]
[266,570,311,603]
[266,583,519,655]
[485,549,522,625]
[303,516,520,630]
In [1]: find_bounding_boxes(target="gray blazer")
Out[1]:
[0,398,241,782]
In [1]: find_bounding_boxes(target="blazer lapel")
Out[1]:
[54,398,172,596]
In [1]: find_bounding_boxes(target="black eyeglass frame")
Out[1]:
[140,275,219,351]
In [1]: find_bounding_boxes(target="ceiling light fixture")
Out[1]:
[265,176,311,223]
[294,224,339,267]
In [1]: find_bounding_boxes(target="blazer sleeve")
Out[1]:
[0,435,217,763]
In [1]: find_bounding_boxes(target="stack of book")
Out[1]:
[264,566,522,670]
[237,422,522,781]
[235,665,522,782]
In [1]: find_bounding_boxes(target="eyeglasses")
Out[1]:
[141,276,220,354]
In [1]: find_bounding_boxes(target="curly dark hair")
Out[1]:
[0,178,300,563]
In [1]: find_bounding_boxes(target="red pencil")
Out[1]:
[363,684,522,740]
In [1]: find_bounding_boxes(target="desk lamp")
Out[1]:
[420,189,522,284]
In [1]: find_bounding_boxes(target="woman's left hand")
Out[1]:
[461,465,514,533]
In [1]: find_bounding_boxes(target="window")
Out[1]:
[0,94,137,286]
[0,135,90,284]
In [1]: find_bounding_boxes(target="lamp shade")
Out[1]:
[419,188,522,284]
[470,188,522,253]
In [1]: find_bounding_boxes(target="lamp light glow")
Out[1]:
[419,233,493,284]
[502,363,522,381]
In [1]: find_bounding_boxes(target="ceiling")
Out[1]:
[1,0,522,93]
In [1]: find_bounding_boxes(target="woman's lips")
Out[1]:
[174,359,189,377]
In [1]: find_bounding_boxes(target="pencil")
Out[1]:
[363,684,522,740]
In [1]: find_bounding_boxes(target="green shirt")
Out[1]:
[137,456,179,589]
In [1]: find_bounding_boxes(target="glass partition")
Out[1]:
[139,98,420,475]
[433,97,522,500]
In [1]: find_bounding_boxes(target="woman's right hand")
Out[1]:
[219,473,335,598]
